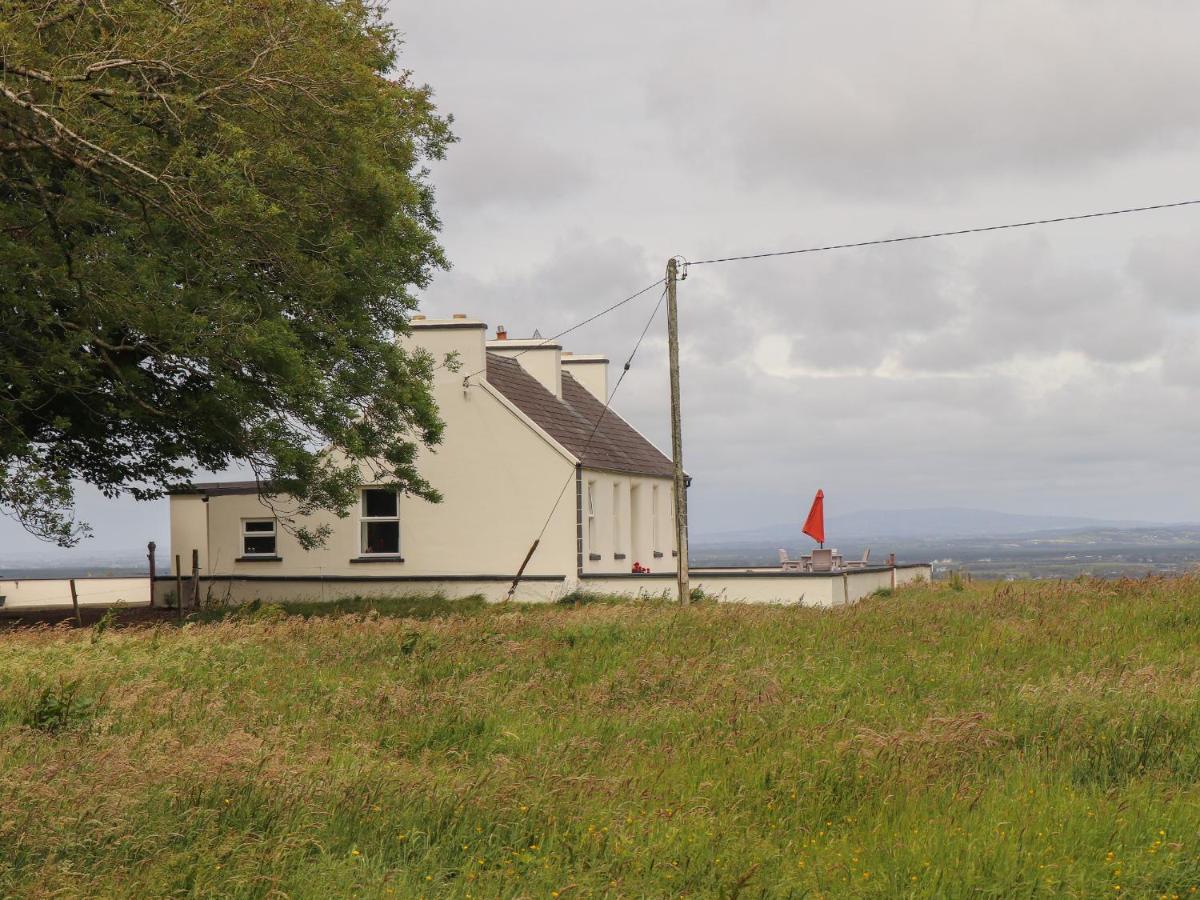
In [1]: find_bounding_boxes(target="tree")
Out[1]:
[1,0,454,545]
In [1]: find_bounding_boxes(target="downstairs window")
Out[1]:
[242,519,277,557]
[361,489,401,555]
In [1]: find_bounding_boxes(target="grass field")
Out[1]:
[2,578,1200,897]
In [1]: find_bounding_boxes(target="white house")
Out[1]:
[161,314,930,606]
[165,315,680,603]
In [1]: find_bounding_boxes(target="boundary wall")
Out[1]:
[146,565,931,608]
[0,577,151,613]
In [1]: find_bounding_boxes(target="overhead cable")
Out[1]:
[504,285,668,600]
[688,198,1200,267]
[458,276,666,381]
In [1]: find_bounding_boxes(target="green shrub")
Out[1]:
[23,680,99,734]
[90,604,122,643]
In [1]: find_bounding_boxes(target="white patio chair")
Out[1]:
[778,549,805,571]
[845,548,872,569]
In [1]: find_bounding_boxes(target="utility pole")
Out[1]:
[666,257,690,605]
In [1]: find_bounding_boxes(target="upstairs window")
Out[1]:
[242,519,277,557]
[361,489,400,555]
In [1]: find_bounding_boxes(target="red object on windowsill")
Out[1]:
[631,561,650,574]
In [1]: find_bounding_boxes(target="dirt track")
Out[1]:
[0,605,180,631]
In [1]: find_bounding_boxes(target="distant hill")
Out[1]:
[0,549,151,579]
[692,507,1158,544]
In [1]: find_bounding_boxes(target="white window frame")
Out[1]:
[360,488,401,556]
[586,481,596,552]
[612,482,622,555]
[241,518,277,557]
[650,485,660,552]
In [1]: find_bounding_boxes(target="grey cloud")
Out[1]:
[11,0,1200,560]
[436,126,591,214]
[1127,236,1200,312]
[652,0,1200,197]
[420,235,659,346]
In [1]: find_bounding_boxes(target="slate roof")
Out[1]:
[486,353,675,478]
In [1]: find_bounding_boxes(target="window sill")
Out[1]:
[236,555,282,562]
[350,555,405,563]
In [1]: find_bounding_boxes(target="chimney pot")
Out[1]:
[496,325,508,340]
[412,314,426,321]
[452,313,467,319]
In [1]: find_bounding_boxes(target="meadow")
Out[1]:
[2,578,1199,897]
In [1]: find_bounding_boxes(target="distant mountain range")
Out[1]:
[692,507,1165,544]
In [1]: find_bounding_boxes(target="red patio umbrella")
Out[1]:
[802,489,825,548]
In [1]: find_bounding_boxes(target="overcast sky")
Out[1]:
[5,0,1200,560]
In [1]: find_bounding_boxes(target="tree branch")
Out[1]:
[0,81,166,184]
[35,0,85,31]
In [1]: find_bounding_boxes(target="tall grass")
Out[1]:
[2,577,1200,897]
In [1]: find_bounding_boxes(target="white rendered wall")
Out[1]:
[580,565,930,606]
[487,340,562,398]
[172,321,580,582]
[149,566,932,608]
[153,576,567,606]
[169,494,209,575]
[560,356,608,401]
[581,471,675,574]
[0,577,151,611]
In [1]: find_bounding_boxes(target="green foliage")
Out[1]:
[948,569,967,591]
[2,578,1200,895]
[22,680,99,733]
[89,603,120,643]
[557,589,626,606]
[193,592,487,623]
[0,0,454,544]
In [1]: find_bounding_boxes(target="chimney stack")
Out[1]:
[486,333,562,397]
[400,314,487,377]
[560,354,609,401]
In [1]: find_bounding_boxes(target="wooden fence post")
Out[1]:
[147,541,157,608]
[69,578,81,626]
[190,549,200,613]
[175,554,183,623]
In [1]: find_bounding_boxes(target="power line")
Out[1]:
[688,198,1200,267]
[505,285,668,600]
[531,284,667,552]
[458,276,666,381]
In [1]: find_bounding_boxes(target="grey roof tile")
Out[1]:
[486,353,674,478]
